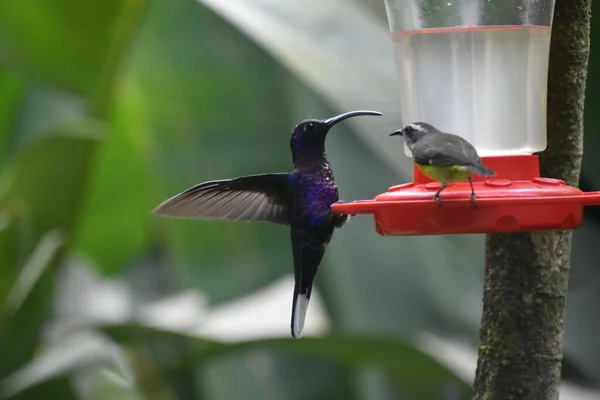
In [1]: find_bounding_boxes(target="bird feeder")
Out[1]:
[332,0,600,236]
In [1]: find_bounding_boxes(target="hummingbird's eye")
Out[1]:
[306,122,315,131]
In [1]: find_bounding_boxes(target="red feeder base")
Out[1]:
[332,155,600,236]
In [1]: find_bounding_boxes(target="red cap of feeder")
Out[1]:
[332,155,600,236]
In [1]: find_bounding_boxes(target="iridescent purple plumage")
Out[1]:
[295,170,339,227]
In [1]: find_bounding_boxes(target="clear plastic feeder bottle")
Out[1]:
[384,0,556,156]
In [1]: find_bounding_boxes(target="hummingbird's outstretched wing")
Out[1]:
[153,173,293,225]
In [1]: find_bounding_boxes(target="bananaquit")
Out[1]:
[390,122,495,205]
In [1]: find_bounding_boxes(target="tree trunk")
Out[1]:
[472,1,592,399]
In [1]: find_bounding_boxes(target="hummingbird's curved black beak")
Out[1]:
[324,110,382,128]
[389,129,403,137]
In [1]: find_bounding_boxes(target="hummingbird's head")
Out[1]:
[290,110,382,162]
[389,122,439,150]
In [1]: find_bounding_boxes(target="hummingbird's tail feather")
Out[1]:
[467,164,496,177]
[290,238,326,339]
[291,287,311,339]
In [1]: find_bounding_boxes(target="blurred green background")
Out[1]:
[0,0,599,399]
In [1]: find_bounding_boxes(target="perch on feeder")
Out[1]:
[332,0,600,236]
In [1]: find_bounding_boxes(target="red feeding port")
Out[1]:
[332,155,600,236]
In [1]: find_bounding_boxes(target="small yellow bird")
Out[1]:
[390,122,495,204]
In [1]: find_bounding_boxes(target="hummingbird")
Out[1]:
[153,110,382,338]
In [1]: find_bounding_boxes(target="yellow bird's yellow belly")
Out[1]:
[416,164,472,183]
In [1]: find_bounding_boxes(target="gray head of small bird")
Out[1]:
[291,110,382,159]
[389,122,441,151]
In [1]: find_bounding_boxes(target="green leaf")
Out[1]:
[0,3,146,400]
[0,0,145,98]
[0,229,63,320]
[200,349,358,400]
[11,378,77,400]
[0,333,131,399]
[0,131,100,378]
[85,370,145,400]
[73,103,152,275]
[105,325,472,399]
[0,209,19,305]
[0,0,146,389]
[0,128,102,232]
[0,65,25,167]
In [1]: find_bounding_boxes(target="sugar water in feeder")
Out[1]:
[393,24,550,157]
